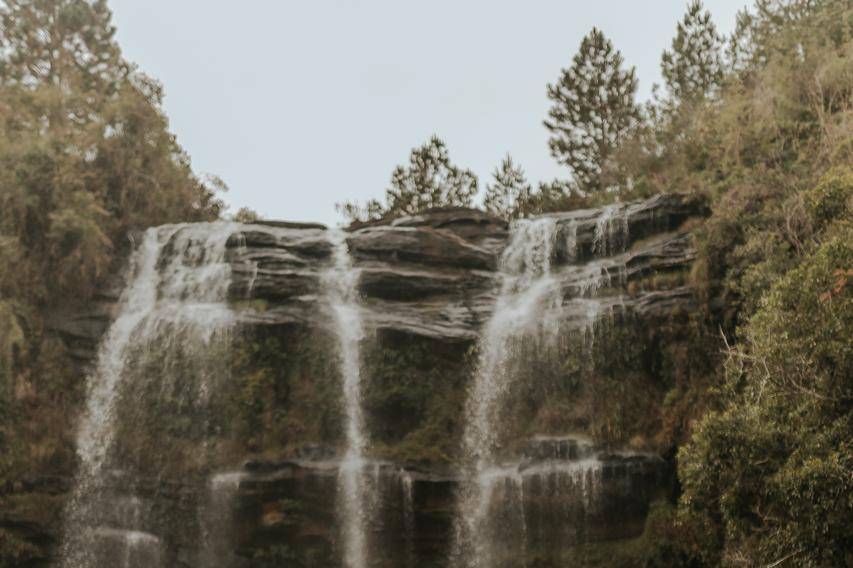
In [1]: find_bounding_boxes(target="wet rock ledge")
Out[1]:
[228,192,706,343]
[48,193,706,364]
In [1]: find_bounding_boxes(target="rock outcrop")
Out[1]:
[227,193,704,343]
[15,193,708,567]
[206,435,670,567]
[48,193,704,357]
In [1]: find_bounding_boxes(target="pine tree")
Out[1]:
[335,199,385,224]
[386,135,478,215]
[483,154,531,219]
[338,135,478,222]
[544,28,640,194]
[661,1,724,102]
[727,0,849,72]
[0,0,125,135]
[0,0,122,85]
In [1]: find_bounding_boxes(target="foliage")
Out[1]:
[483,154,532,219]
[666,3,853,559]
[679,186,852,565]
[232,206,260,223]
[661,1,724,103]
[544,27,641,195]
[727,0,852,72]
[338,135,478,222]
[0,0,849,564]
[0,0,226,481]
[521,2,853,563]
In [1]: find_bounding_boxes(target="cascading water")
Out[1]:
[464,438,606,561]
[452,217,561,568]
[37,197,680,567]
[322,229,372,568]
[400,470,416,565]
[592,204,629,257]
[453,207,633,567]
[198,472,246,568]
[60,222,237,568]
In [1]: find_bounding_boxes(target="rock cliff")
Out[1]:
[12,193,709,567]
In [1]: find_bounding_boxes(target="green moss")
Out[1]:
[362,332,474,463]
[228,325,342,456]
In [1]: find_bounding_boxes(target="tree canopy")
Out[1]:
[483,154,532,219]
[338,135,478,222]
[0,0,225,484]
[661,0,724,102]
[544,28,640,195]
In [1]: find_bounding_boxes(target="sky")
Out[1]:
[109,0,746,225]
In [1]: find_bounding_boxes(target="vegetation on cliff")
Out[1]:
[340,0,853,563]
[0,0,850,565]
[0,0,225,481]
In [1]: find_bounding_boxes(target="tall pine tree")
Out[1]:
[483,154,531,219]
[544,28,640,195]
[0,0,122,88]
[338,135,478,222]
[661,1,724,103]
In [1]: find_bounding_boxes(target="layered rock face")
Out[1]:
[226,437,669,567]
[227,193,701,342]
[49,193,701,363]
[11,193,706,567]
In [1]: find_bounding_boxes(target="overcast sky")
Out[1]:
[109,0,746,225]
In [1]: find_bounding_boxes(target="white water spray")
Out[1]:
[401,470,416,565]
[592,204,629,257]
[453,206,633,566]
[198,471,246,568]
[452,217,561,568]
[322,229,372,568]
[60,222,237,568]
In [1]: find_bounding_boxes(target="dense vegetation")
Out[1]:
[338,1,853,563]
[0,0,850,565]
[0,0,225,481]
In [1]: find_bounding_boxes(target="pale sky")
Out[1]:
[109,0,746,225]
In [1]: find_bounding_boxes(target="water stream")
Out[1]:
[452,207,631,567]
[60,222,237,568]
[198,472,246,568]
[323,229,372,568]
[452,217,562,567]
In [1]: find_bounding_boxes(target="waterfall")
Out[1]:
[322,229,372,568]
[60,222,237,568]
[198,472,246,568]
[453,208,632,567]
[452,217,561,568]
[592,204,629,257]
[400,470,416,565]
